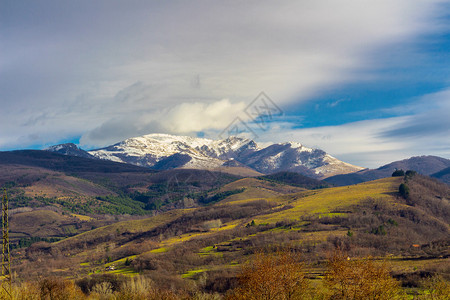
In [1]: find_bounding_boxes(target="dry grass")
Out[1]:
[254,177,402,224]
[10,174,449,298]
[10,209,75,237]
[71,213,94,222]
[210,166,263,177]
[217,178,305,204]
[54,209,190,247]
[388,257,450,274]
[23,173,114,198]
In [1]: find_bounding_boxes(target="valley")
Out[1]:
[0,148,449,298]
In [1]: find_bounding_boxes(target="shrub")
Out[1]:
[405,170,417,178]
[392,169,405,177]
[76,274,126,294]
[124,257,133,266]
[131,254,158,272]
[198,189,245,205]
[226,251,309,300]
[399,183,410,199]
[325,251,403,299]
[91,282,114,298]
[371,225,387,235]
[387,218,398,226]
[39,277,85,300]
[12,282,41,300]
[117,276,155,299]
[202,219,223,230]
[422,275,450,299]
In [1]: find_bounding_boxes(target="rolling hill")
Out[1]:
[11,173,449,298]
[1,151,331,251]
[325,155,450,186]
[0,150,247,214]
[2,148,449,297]
[431,166,450,185]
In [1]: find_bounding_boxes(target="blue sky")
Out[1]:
[1,1,449,168]
[289,27,450,128]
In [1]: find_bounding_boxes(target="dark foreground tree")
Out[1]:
[392,169,405,177]
[399,183,410,199]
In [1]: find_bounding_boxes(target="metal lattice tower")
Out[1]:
[1,189,11,298]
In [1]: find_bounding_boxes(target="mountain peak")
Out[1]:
[284,141,303,148]
[46,143,96,159]
[46,143,78,151]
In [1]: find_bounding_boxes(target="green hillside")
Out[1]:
[9,173,449,298]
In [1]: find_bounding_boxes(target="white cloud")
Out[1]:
[379,89,450,139]
[255,118,407,168]
[0,0,447,155]
[79,98,249,147]
[163,99,248,133]
[257,89,450,168]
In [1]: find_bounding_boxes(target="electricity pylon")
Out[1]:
[1,189,11,298]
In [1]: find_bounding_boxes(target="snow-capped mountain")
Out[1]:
[45,143,97,159]
[46,134,363,178]
[86,134,255,170]
[76,133,363,179]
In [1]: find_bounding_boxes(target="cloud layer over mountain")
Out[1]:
[1,1,448,167]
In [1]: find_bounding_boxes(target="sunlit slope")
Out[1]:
[15,175,449,284]
[254,177,403,223]
[217,178,305,203]
[54,209,189,249]
[210,166,263,177]
[100,177,401,260]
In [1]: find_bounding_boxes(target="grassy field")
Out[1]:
[210,166,263,177]
[54,209,190,247]
[97,178,402,280]
[217,177,305,203]
[254,177,402,224]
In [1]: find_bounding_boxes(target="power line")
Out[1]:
[1,189,11,298]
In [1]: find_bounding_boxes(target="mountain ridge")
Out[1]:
[46,143,97,159]
[325,155,450,186]
[47,133,363,179]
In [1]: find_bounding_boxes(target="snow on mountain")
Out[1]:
[86,133,363,179]
[88,134,253,169]
[45,143,97,159]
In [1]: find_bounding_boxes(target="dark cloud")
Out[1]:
[379,91,450,139]
[81,118,166,148]
[380,114,450,138]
